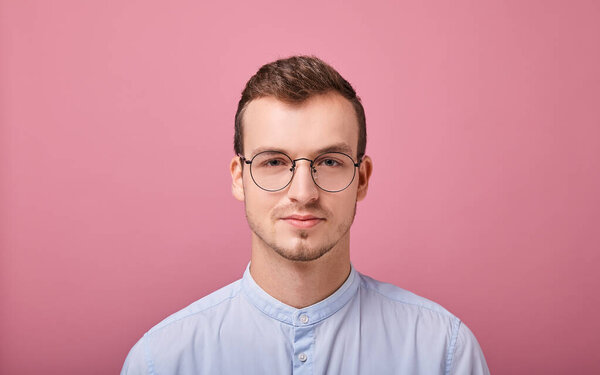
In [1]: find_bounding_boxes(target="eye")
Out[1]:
[317,158,343,167]
[260,158,289,167]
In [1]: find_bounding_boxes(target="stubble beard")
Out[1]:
[245,201,357,262]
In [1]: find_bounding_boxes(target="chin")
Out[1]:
[270,238,335,262]
[274,248,330,262]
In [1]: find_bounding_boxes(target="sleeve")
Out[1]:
[448,322,490,375]
[120,336,151,375]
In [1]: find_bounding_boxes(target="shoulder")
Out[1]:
[357,272,456,318]
[147,279,243,335]
[356,272,489,374]
[121,279,243,374]
[356,272,462,356]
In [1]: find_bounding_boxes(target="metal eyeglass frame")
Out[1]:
[238,151,362,193]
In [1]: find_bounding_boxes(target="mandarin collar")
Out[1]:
[241,262,360,326]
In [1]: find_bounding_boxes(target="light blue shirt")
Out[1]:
[121,264,489,374]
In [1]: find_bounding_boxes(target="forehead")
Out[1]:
[242,92,359,157]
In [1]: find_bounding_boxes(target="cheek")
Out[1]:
[244,186,279,216]
[324,193,356,216]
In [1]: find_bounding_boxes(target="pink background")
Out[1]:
[1,1,599,374]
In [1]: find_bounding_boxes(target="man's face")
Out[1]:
[231,92,371,262]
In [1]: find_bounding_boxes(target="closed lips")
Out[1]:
[281,215,324,228]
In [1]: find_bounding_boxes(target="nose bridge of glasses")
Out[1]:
[291,157,316,172]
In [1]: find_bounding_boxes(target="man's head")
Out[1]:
[234,56,367,161]
[230,56,372,263]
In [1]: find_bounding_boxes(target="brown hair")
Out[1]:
[234,55,366,159]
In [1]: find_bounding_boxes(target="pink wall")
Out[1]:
[1,1,599,373]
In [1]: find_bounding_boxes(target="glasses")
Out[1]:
[239,151,362,192]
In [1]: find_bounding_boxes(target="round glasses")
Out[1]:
[240,151,362,192]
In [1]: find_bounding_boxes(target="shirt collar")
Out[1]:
[241,262,360,326]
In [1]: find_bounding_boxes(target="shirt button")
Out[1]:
[298,353,307,362]
[299,314,309,324]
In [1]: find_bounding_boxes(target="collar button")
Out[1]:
[299,314,309,324]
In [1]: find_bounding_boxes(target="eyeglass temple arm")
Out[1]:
[237,154,252,165]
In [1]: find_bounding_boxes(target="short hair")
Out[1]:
[234,55,366,160]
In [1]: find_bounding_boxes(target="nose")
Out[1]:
[287,159,319,203]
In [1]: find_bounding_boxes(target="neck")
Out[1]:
[249,235,351,309]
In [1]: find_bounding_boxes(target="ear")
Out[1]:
[230,156,245,201]
[356,155,373,201]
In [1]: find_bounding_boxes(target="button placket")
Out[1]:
[292,324,314,374]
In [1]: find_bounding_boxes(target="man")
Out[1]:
[121,55,489,374]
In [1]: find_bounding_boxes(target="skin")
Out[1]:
[230,92,373,308]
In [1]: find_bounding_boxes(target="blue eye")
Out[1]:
[318,158,342,167]
[261,158,289,167]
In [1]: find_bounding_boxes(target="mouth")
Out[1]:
[280,214,325,229]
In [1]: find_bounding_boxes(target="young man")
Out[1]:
[121,56,489,374]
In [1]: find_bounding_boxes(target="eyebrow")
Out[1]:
[248,143,355,158]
